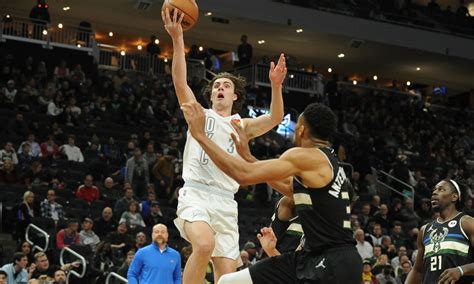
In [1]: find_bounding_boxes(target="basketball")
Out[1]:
[162,0,199,31]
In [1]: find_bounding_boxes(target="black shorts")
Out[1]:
[249,246,362,284]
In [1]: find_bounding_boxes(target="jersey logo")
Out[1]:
[315,258,326,269]
[448,220,457,228]
[430,227,449,253]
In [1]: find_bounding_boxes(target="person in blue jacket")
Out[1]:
[127,223,181,284]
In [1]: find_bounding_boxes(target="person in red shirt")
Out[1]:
[76,174,100,203]
[56,219,80,250]
[40,135,60,160]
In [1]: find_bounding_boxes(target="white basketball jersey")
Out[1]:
[183,109,242,195]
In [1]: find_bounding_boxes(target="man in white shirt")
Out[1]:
[0,253,29,284]
[355,228,374,260]
[59,135,84,162]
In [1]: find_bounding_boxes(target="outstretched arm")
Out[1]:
[161,8,196,106]
[181,102,297,196]
[243,54,287,139]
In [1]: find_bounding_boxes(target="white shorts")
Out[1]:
[174,184,240,260]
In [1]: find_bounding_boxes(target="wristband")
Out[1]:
[457,266,464,276]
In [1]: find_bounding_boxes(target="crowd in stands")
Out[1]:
[0,40,473,284]
[278,0,474,35]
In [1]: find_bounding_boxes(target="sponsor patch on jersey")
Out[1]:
[448,220,457,228]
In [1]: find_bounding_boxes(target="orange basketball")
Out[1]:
[162,0,199,31]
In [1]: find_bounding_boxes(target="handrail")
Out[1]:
[379,170,414,190]
[25,223,50,252]
[60,246,87,281]
[105,272,128,284]
[371,167,415,202]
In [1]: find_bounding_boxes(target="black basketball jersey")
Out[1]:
[422,212,474,284]
[293,147,355,253]
[270,200,303,254]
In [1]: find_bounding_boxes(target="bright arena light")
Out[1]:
[353,80,357,85]
[328,68,332,73]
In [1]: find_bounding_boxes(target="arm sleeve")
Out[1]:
[127,251,144,284]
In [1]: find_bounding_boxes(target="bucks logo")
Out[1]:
[430,227,448,253]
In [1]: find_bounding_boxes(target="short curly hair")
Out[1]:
[202,72,247,114]
[302,103,337,140]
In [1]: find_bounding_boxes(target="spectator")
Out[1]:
[146,35,161,57]
[40,189,65,221]
[7,113,29,139]
[59,135,84,162]
[80,217,101,250]
[119,201,146,229]
[368,245,383,265]
[370,224,385,246]
[16,191,35,241]
[140,190,157,218]
[30,252,79,280]
[361,259,378,284]
[100,177,122,203]
[0,159,19,184]
[373,204,391,232]
[152,149,177,198]
[127,224,181,284]
[40,135,60,161]
[358,203,372,228]
[380,236,397,259]
[114,185,139,218]
[0,253,29,284]
[125,147,149,198]
[243,241,258,265]
[355,228,374,260]
[1,80,17,105]
[16,241,34,265]
[236,35,253,66]
[47,95,64,118]
[390,221,407,249]
[91,241,115,283]
[106,221,134,261]
[56,219,80,250]
[52,269,67,284]
[76,174,100,204]
[117,250,135,278]
[143,143,157,168]
[133,232,148,251]
[395,260,411,284]
[0,270,6,284]
[372,254,390,275]
[0,142,18,166]
[17,143,34,172]
[18,133,41,158]
[23,161,48,189]
[144,201,165,227]
[237,250,251,271]
[399,198,420,231]
[53,60,70,80]
[94,207,117,239]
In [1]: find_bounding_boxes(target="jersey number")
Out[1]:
[430,255,442,271]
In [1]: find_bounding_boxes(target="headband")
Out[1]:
[450,179,461,202]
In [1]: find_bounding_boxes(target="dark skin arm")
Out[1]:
[438,215,474,284]
[406,225,426,284]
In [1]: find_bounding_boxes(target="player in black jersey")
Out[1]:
[182,102,362,284]
[407,179,474,284]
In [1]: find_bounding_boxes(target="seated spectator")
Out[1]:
[106,221,134,260]
[396,260,411,284]
[144,201,165,227]
[0,159,19,184]
[120,201,145,229]
[125,147,149,198]
[237,250,251,271]
[141,189,157,218]
[356,228,374,260]
[52,269,67,284]
[76,174,100,204]
[390,221,407,249]
[390,245,407,269]
[94,207,117,239]
[358,203,372,228]
[0,270,7,284]
[7,113,28,139]
[64,97,82,126]
[91,241,116,283]
[375,265,396,284]
[40,189,65,221]
[18,133,41,158]
[0,253,29,284]
[22,161,48,189]
[117,250,135,278]
[393,254,410,277]
[53,60,70,80]
[17,143,35,172]
[59,135,84,162]
[40,135,60,161]
[0,142,18,166]
[1,80,17,105]
[399,198,420,231]
[47,95,64,119]
[80,217,101,250]
[16,191,35,241]
[100,177,122,204]
[373,204,391,233]
[381,235,397,259]
[16,241,34,265]
[114,185,139,218]
[134,231,148,251]
[30,252,80,280]
[56,219,80,250]
[370,223,385,246]
[372,254,390,275]
[368,245,383,265]
[361,259,377,284]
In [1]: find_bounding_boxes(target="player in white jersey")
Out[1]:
[162,8,287,284]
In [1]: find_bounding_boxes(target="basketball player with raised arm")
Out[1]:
[181,101,362,284]
[406,180,474,284]
[161,8,287,284]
